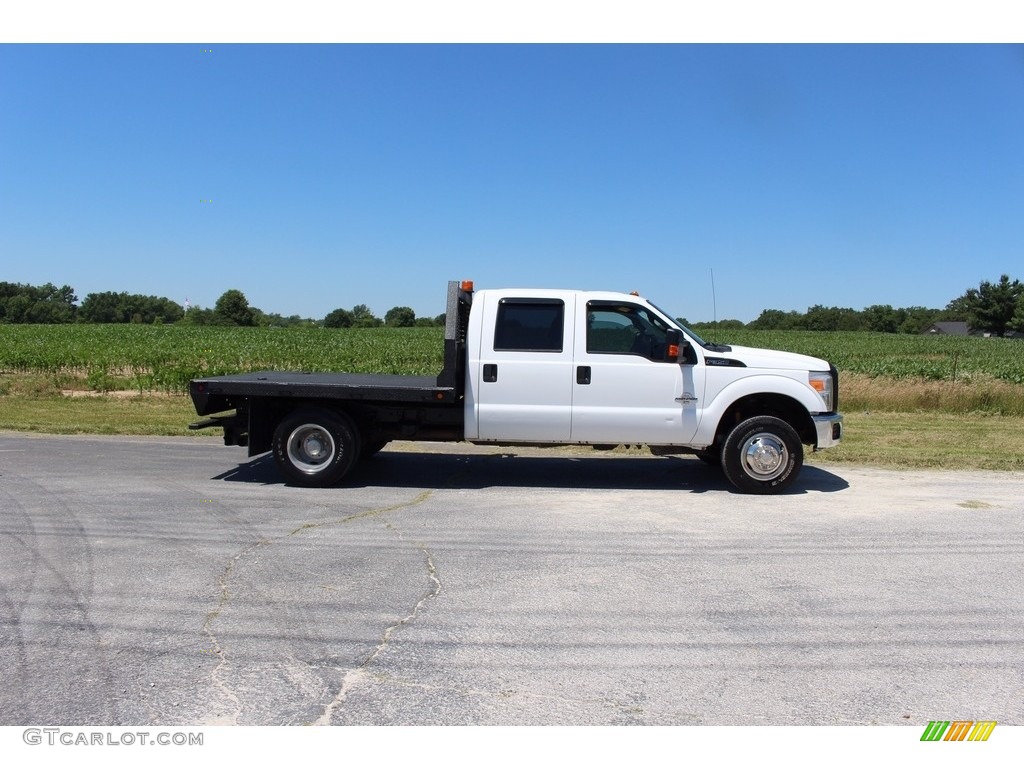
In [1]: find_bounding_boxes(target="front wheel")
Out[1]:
[272,408,361,487]
[721,416,803,494]
[695,448,719,466]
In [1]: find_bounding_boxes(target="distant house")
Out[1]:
[922,322,973,336]
[921,322,1023,338]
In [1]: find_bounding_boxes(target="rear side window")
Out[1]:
[494,299,564,352]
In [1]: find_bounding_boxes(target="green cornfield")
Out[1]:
[0,325,446,393]
[691,328,1024,384]
[1,325,1022,393]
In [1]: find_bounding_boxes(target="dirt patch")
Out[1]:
[60,389,177,399]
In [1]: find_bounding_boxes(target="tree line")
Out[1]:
[691,274,1022,337]
[2,275,1022,336]
[0,283,445,329]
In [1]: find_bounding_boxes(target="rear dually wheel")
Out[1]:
[272,408,361,487]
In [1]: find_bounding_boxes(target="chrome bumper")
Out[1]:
[813,413,843,449]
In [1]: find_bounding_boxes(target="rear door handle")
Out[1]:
[576,365,591,385]
[483,364,498,383]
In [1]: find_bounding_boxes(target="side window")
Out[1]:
[494,299,564,352]
[587,302,670,361]
[587,308,637,353]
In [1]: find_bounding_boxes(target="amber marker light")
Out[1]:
[461,280,474,291]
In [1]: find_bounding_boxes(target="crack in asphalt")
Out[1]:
[201,488,438,725]
[312,544,441,726]
[288,489,434,536]
[201,537,269,725]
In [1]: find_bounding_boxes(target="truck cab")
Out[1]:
[465,287,842,492]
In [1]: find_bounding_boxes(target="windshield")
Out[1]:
[677,323,709,347]
[647,300,709,347]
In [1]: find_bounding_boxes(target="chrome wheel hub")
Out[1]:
[741,433,788,480]
[287,424,336,474]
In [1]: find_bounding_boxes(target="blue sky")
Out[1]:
[2,43,1023,322]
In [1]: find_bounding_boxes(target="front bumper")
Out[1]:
[813,412,843,449]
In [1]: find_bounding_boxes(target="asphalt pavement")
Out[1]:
[0,433,1021,725]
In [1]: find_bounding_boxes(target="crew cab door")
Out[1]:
[473,292,576,442]
[570,300,702,445]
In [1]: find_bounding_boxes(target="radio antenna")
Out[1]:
[710,267,718,340]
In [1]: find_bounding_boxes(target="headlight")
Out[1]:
[808,371,834,412]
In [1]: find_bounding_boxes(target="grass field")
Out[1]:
[2,324,1023,471]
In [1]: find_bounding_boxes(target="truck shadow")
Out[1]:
[213,450,849,495]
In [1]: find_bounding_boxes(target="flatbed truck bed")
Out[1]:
[191,370,457,412]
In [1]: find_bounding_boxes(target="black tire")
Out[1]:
[695,449,719,467]
[721,416,803,494]
[272,408,361,487]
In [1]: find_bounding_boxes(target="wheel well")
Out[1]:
[248,399,359,456]
[248,398,462,456]
[712,394,816,447]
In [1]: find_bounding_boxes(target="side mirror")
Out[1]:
[666,328,683,362]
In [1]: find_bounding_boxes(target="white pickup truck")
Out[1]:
[190,280,842,493]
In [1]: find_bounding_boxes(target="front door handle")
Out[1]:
[576,366,591,385]
[483,364,498,383]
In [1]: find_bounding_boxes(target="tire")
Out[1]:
[272,408,361,487]
[721,416,803,494]
[695,449,719,466]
